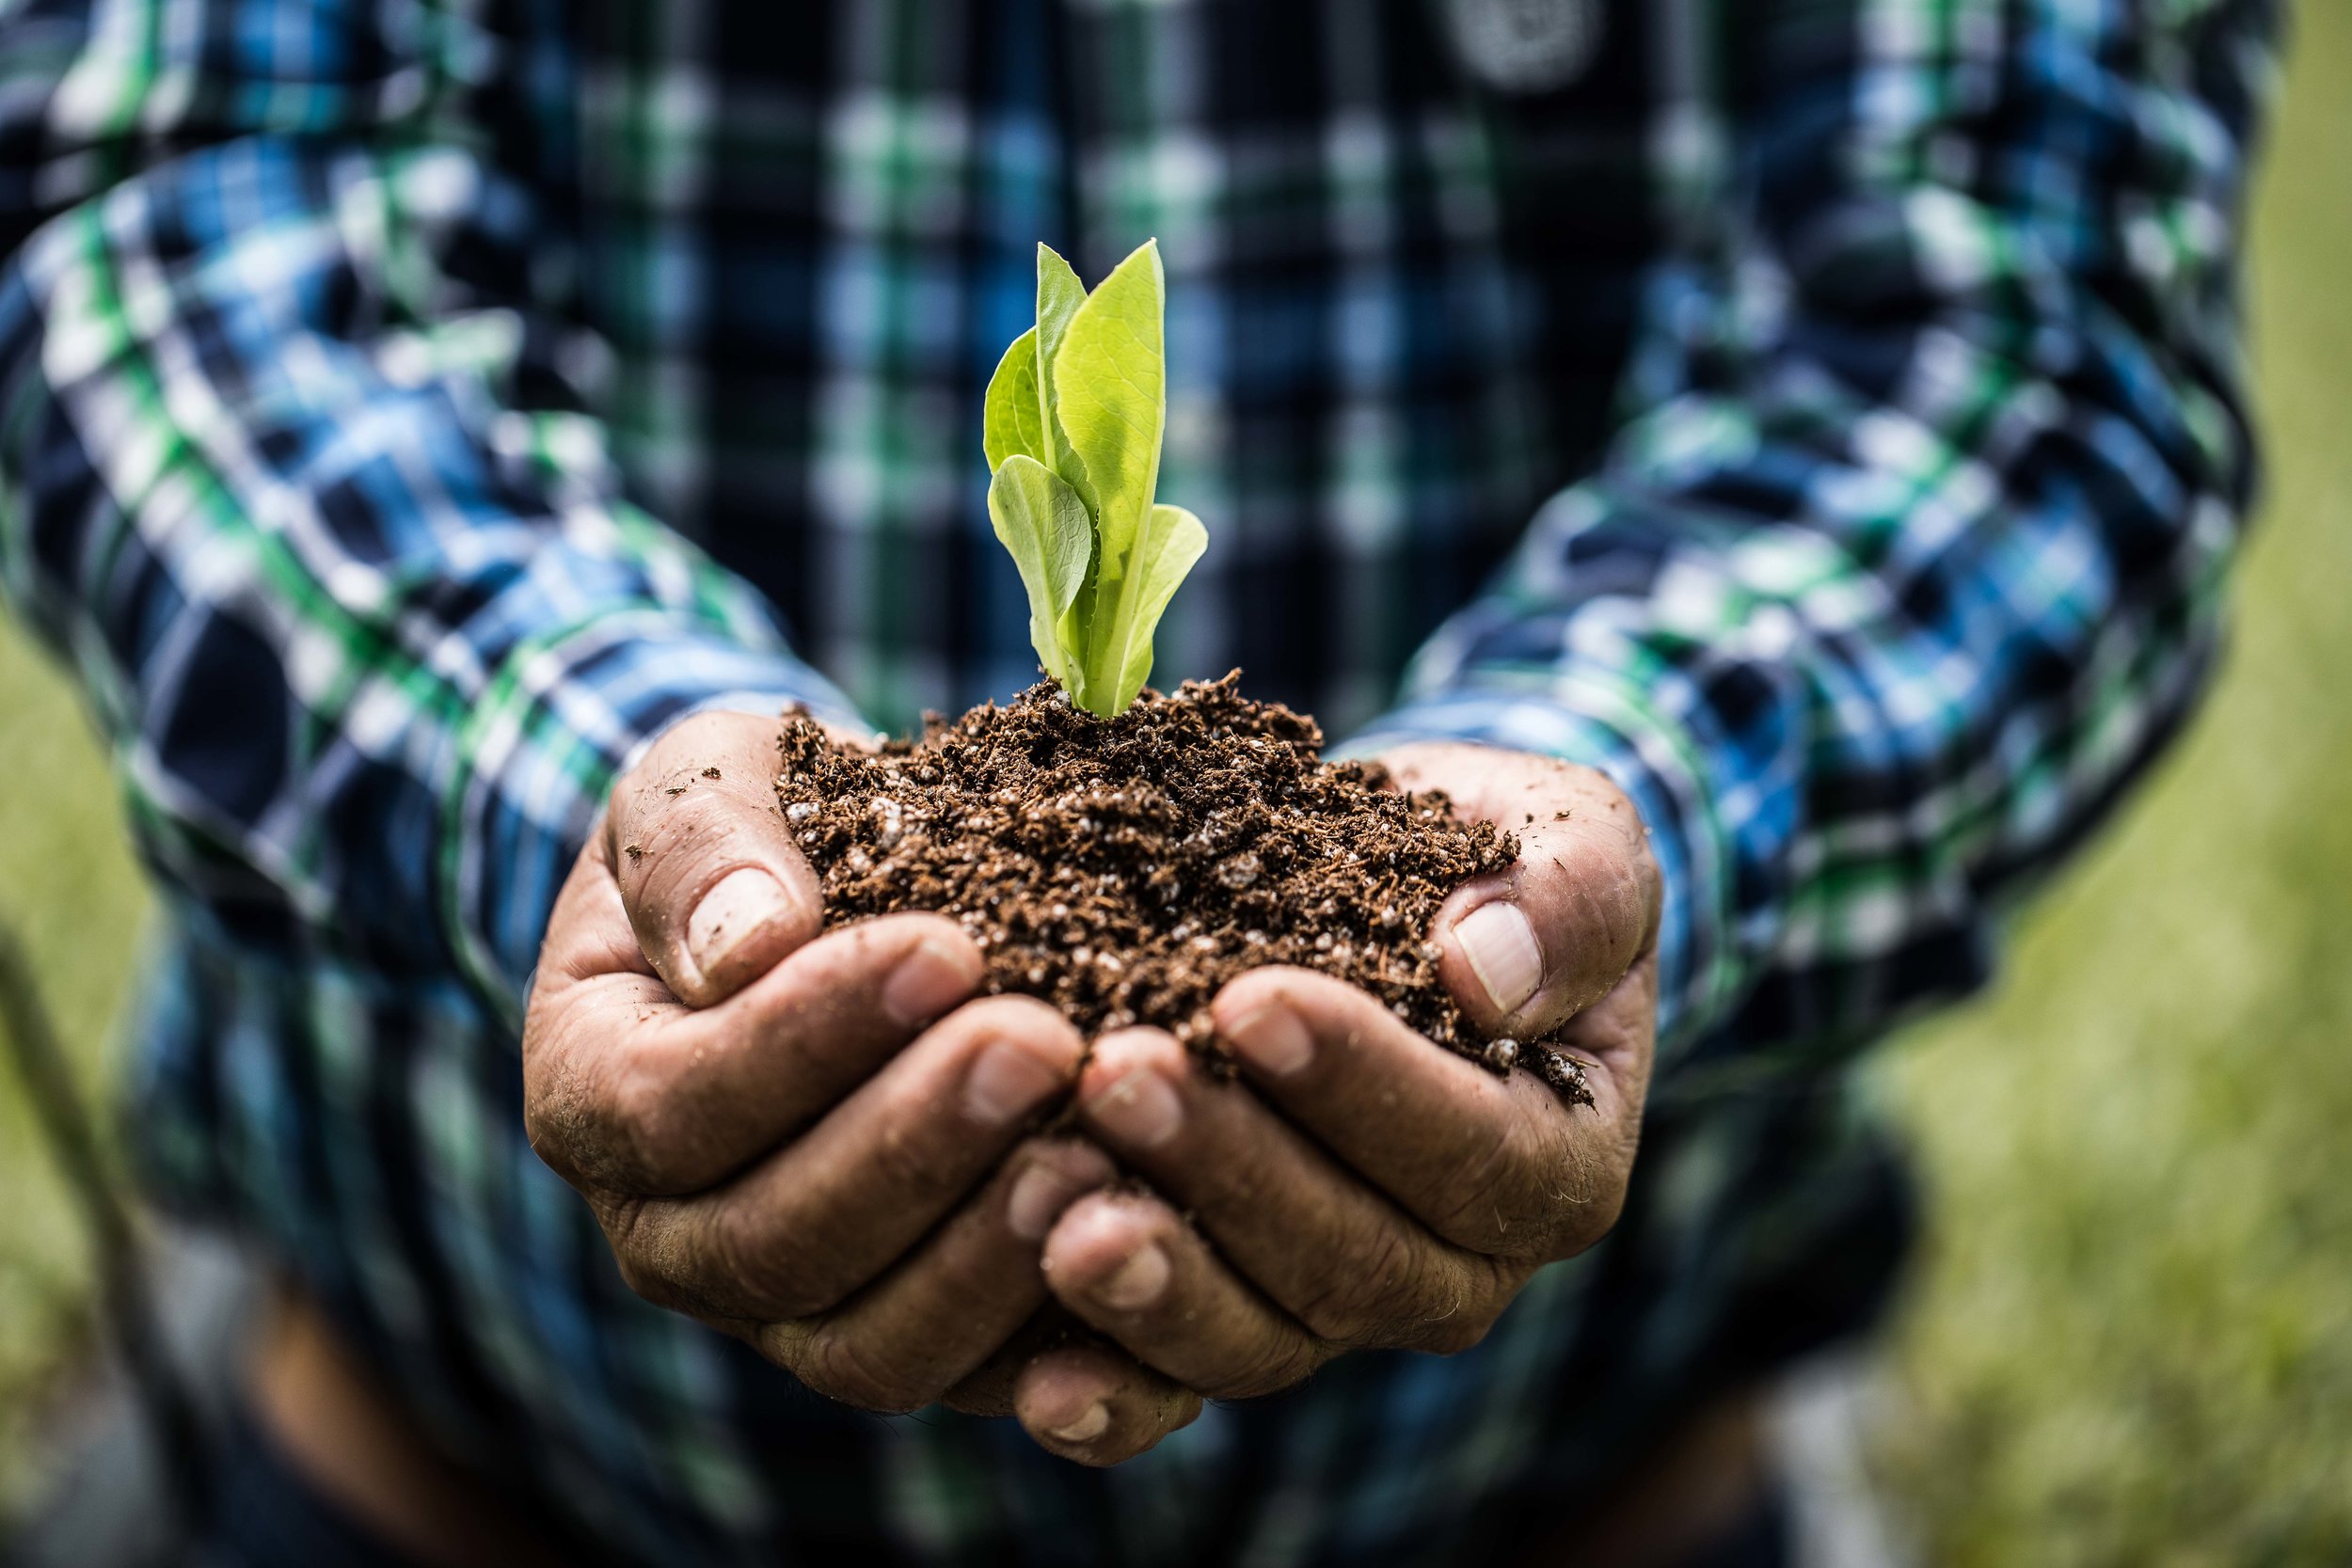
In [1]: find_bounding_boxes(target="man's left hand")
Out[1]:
[1012,743,1660,1463]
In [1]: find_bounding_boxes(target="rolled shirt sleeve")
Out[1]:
[1352,0,2265,1069]
[0,11,862,1023]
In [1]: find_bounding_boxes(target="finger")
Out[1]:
[1041,1188,1332,1397]
[759,1138,1115,1413]
[606,709,841,1007]
[597,995,1086,1322]
[1013,1340,1203,1466]
[1073,1030,1509,1348]
[1385,745,1659,1038]
[1553,944,1660,1120]
[540,824,662,990]
[1213,969,1635,1258]
[940,1304,1075,1418]
[528,911,984,1195]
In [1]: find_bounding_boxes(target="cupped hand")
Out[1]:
[521,710,1117,1414]
[1020,743,1659,1463]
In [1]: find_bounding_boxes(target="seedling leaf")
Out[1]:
[1052,243,1168,704]
[983,326,1047,471]
[1035,245,1099,517]
[983,238,1204,717]
[1110,503,1208,709]
[1052,243,1163,561]
[987,455,1096,687]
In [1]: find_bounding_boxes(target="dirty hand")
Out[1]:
[522,710,1114,1414]
[1021,742,1659,1464]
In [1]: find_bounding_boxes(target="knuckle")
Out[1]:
[1411,1259,1515,1355]
[609,1248,670,1308]
[1413,1295,1501,1357]
[534,1021,727,1199]
[1426,1120,1536,1256]
[600,1200,701,1317]
[520,1062,590,1188]
[612,1251,695,1317]
[1206,1331,1322,1401]
[597,1212,673,1307]
[796,1325,936,1414]
[598,1053,683,1188]
[707,1200,831,1321]
[1548,1140,1631,1258]
[522,989,630,1185]
[1293,1217,1418,1346]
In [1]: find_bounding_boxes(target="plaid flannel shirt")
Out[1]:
[0,0,2271,1561]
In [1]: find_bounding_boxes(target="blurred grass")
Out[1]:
[0,8,2349,1557]
[1873,5,2352,1562]
[0,621,148,1493]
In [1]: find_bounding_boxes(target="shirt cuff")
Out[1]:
[1342,668,1735,1056]
[439,610,866,1022]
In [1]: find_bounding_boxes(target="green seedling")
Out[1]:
[984,238,1207,718]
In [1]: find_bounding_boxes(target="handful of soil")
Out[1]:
[774,672,1589,1098]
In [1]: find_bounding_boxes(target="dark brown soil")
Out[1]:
[773,673,1588,1099]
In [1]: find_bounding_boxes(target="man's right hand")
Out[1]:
[520,711,1120,1416]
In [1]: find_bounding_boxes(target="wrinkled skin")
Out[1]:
[523,711,1658,1463]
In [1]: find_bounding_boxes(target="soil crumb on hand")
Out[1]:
[775,672,1589,1096]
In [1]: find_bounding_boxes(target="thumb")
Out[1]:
[1426,762,1660,1040]
[603,708,848,1006]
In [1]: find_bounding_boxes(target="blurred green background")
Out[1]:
[1,8,2347,1561]
[1872,6,2352,1560]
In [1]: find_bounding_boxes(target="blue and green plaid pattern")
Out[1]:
[0,0,2273,1561]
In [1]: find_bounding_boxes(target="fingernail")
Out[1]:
[1007,1163,1091,1241]
[1086,1068,1183,1149]
[1096,1243,1169,1312]
[687,867,788,978]
[1046,1401,1109,1444]
[1454,900,1546,1016]
[965,1040,1064,1128]
[882,938,978,1026]
[1222,1003,1313,1077]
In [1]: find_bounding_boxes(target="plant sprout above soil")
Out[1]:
[982,239,1205,719]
